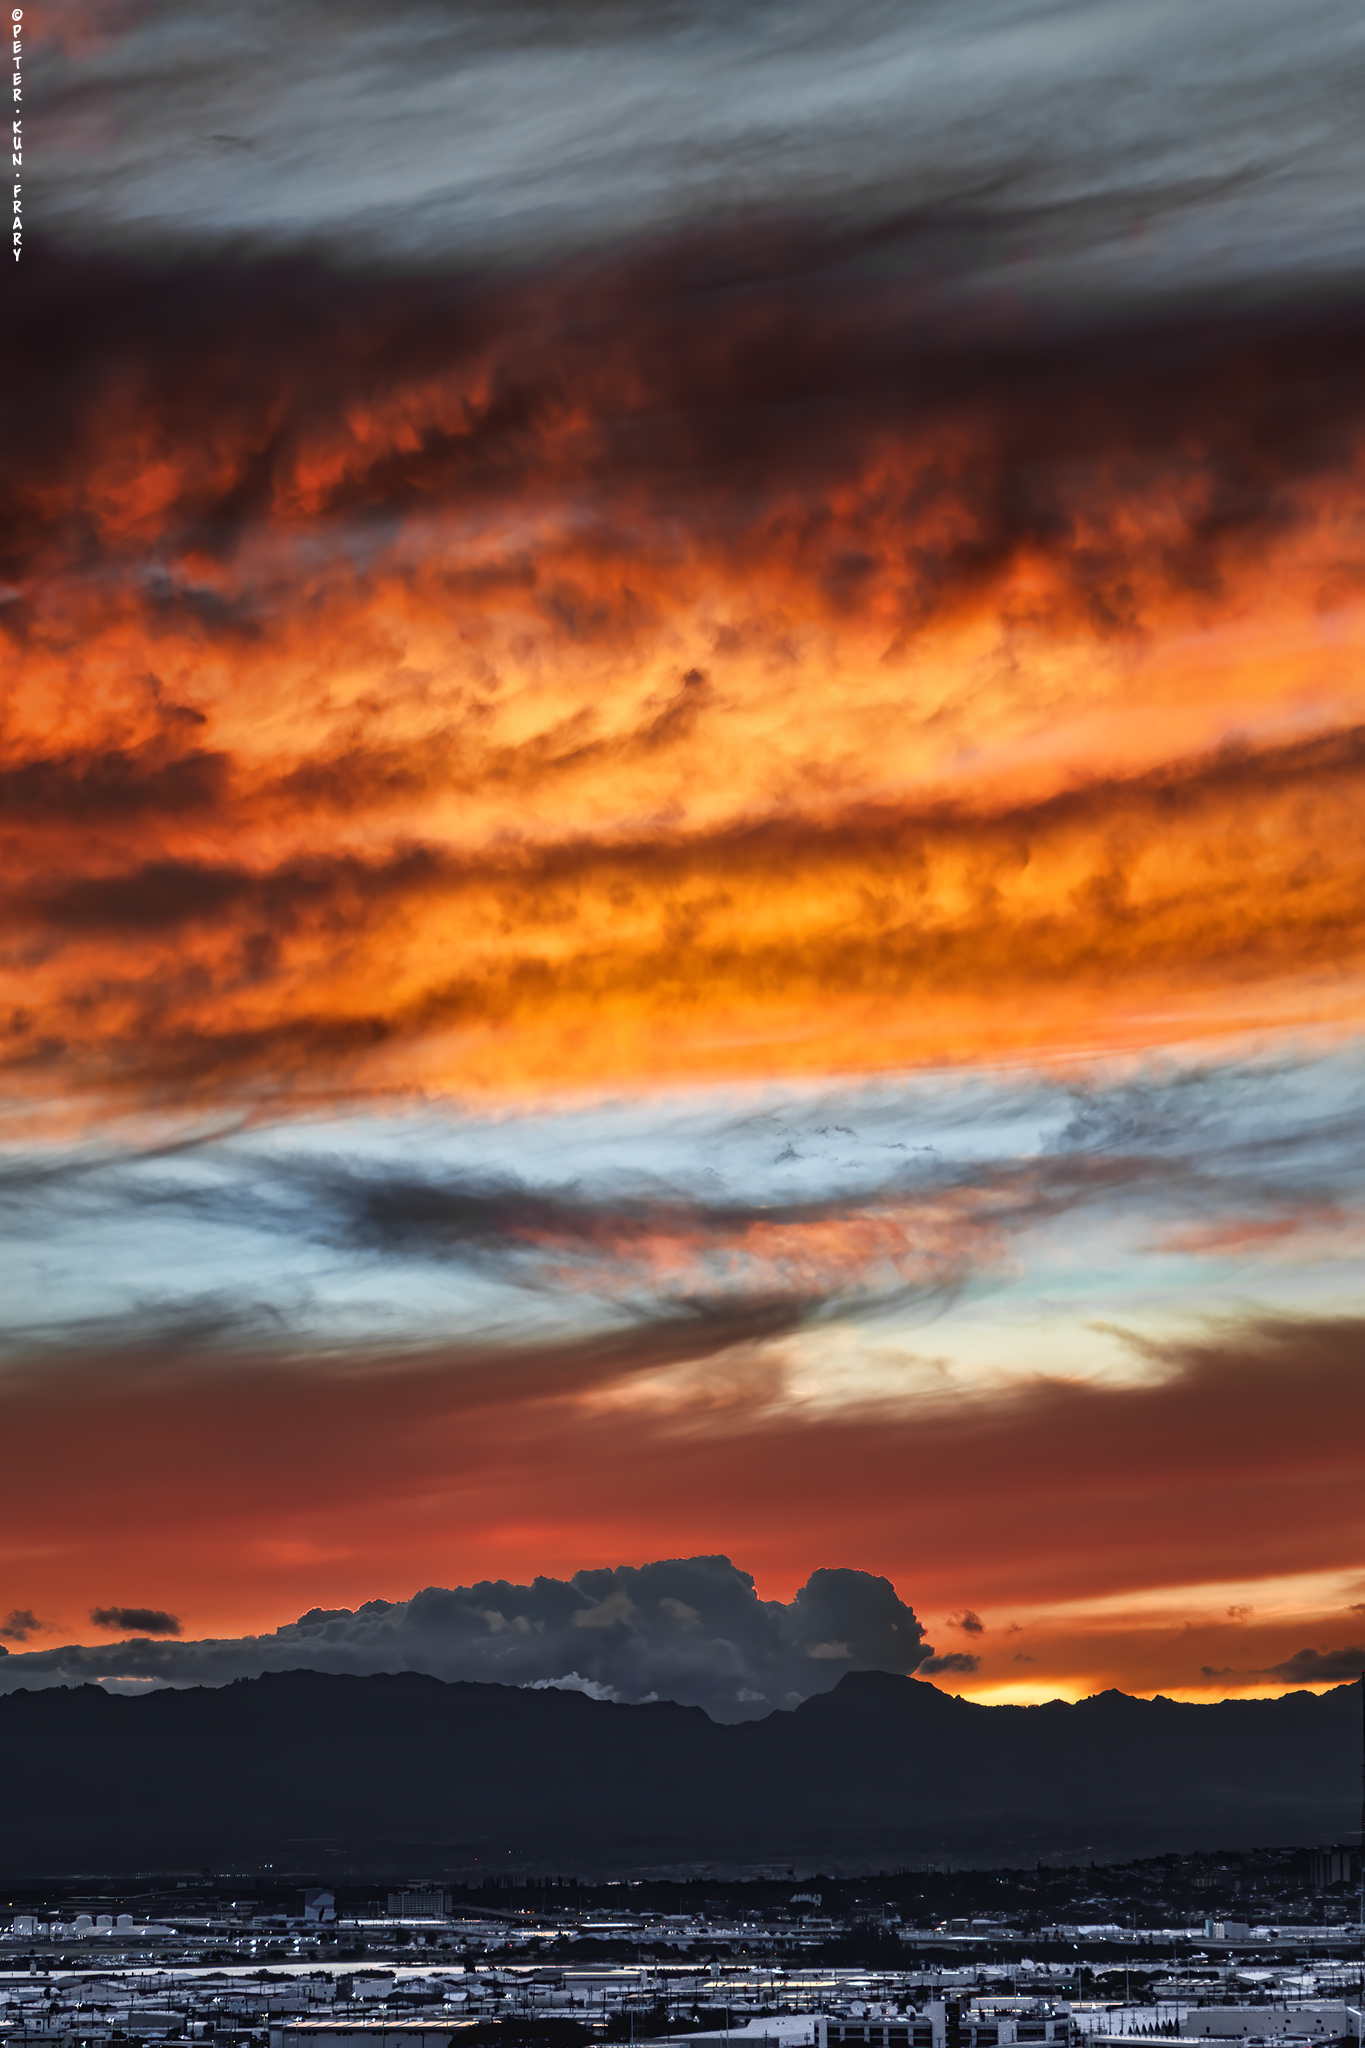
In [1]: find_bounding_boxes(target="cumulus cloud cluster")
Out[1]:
[0,1557,932,1719]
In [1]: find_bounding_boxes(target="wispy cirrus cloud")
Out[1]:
[29,0,1365,292]
[4,1051,1365,1357]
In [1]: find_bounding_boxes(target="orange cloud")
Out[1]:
[6,245,1365,1120]
[8,723,1365,1112]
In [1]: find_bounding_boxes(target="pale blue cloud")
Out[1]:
[3,1048,1364,1357]
[29,0,1365,293]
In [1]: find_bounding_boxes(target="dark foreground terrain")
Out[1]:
[4,1668,1360,1874]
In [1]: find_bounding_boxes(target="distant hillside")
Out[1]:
[3,1669,1360,1874]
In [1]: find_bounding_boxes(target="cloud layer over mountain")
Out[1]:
[0,1558,931,1720]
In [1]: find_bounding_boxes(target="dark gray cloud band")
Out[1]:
[90,1605,182,1636]
[1263,1644,1365,1685]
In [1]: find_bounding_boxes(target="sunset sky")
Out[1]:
[4,0,1365,1712]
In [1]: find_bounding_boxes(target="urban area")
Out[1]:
[1,1850,1362,2048]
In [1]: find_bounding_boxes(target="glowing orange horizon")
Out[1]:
[2,1308,1363,1700]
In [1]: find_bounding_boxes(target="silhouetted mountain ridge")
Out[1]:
[4,1667,1359,1873]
